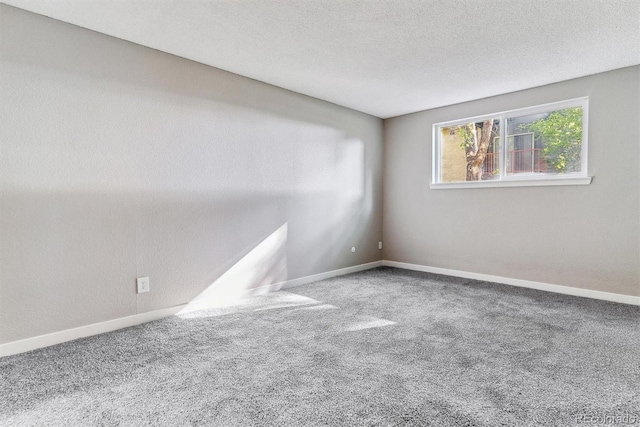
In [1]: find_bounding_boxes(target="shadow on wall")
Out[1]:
[123,125,368,314]
[0,121,370,339]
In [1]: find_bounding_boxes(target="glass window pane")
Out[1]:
[506,107,583,175]
[440,118,500,182]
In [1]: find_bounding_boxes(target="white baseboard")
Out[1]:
[239,260,384,296]
[277,261,383,289]
[383,260,640,306]
[0,305,187,358]
[0,260,383,358]
[10,259,631,358]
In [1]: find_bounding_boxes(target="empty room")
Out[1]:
[1,1,639,426]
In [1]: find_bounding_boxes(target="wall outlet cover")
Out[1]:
[137,277,150,294]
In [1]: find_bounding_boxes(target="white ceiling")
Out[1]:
[4,0,640,118]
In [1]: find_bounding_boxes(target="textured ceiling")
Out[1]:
[3,0,640,118]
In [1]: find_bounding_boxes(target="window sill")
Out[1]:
[429,176,592,190]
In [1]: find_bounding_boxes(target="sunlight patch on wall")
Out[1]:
[177,223,288,316]
[3,87,367,199]
[334,137,365,198]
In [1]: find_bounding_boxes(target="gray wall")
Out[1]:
[384,66,640,297]
[0,5,383,343]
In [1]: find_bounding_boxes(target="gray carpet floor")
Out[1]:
[1,267,639,426]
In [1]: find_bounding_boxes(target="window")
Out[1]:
[431,98,591,189]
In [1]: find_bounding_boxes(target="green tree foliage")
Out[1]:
[457,125,474,150]
[522,108,583,173]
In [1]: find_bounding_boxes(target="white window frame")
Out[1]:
[430,97,591,189]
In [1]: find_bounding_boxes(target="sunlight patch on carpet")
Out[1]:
[292,304,338,311]
[344,317,396,331]
[176,291,319,319]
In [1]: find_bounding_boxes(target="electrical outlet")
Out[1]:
[137,276,150,294]
[379,241,383,250]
